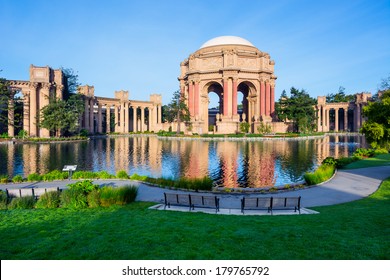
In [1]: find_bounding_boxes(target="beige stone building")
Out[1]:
[178,36,278,134]
[6,65,162,137]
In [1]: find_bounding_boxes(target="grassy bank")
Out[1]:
[343,153,390,169]
[0,177,389,260]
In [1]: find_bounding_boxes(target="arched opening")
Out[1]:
[237,82,250,122]
[206,83,223,132]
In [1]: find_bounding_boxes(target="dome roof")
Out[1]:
[200,36,254,49]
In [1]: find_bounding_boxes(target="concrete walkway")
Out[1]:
[1,166,389,209]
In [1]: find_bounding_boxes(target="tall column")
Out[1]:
[223,79,229,116]
[317,106,321,132]
[89,99,94,133]
[335,108,339,132]
[344,108,348,131]
[322,106,326,132]
[232,79,238,116]
[120,103,125,133]
[265,82,271,116]
[270,85,275,118]
[124,102,129,133]
[157,105,162,124]
[188,82,194,116]
[29,83,38,137]
[356,104,361,131]
[132,106,137,132]
[140,106,145,132]
[23,93,30,134]
[97,104,102,133]
[148,107,152,131]
[194,81,199,117]
[114,105,119,132]
[260,81,265,117]
[84,98,90,132]
[40,84,50,137]
[106,105,111,133]
[8,97,14,137]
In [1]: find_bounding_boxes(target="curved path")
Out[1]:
[1,166,389,209]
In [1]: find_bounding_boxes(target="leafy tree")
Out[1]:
[40,94,84,137]
[164,90,191,134]
[326,86,355,103]
[0,76,11,133]
[275,87,317,133]
[361,86,390,149]
[61,67,80,97]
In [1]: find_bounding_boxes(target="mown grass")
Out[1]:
[0,177,389,260]
[343,153,390,169]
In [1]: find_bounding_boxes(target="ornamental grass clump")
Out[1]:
[42,170,68,181]
[12,175,24,183]
[174,176,213,191]
[27,173,42,182]
[8,196,36,209]
[99,185,138,207]
[96,170,115,179]
[36,191,61,209]
[304,164,335,185]
[0,190,9,209]
[116,170,129,179]
[0,175,9,184]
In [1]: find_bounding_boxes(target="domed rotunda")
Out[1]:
[179,36,277,134]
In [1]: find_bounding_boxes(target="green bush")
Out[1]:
[322,157,337,166]
[304,164,335,185]
[0,175,9,184]
[373,148,389,155]
[72,171,98,179]
[36,191,61,209]
[116,170,129,179]
[130,173,148,181]
[336,157,358,168]
[96,170,115,179]
[8,196,36,209]
[99,185,138,207]
[42,170,68,181]
[145,177,175,187]
[60,180,98,209]
[353,148,375,158]
[12,175,24,183]
[27,173,42,182]
[0,190,8,209]
[174,176,213,191]
[239,122,250,133]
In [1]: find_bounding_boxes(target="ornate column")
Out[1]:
[260,81,265,117]
[8,96,14,137]
[148,107,152,131]
[356,104,361,131]
[29,83,38,137]
[232,78,238,116]
[223,79,229,116]
[188,81,194,116]
[317,106,321,132]
[114,105,119,132]
[194,81,200,118]
[141,106,145,132]
[322,106,326,132]
[84,98,90,132]
[97,104,102,133]
[89,98,94,133]
[124,102,129,133]
[344,108,348,131]
[157,104,162,124]
[265,82,271,116]
[133,106,137,132]
[40,83,50,137]
[270,85,275,118]
[335,108,339,132]
[23,93,30,134]
[106,105,111,133]
[119,102,125,133]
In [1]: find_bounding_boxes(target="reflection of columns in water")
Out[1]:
[334,135,339,158]
[39,144,50,174]
[132,137,138,168]
[217,142,239,188]
[183,141,209,179]
[247,142,275,187]
[140,136,146,166]
[7,144,15,177]
[106,138,112,170]
[148,136,162,176]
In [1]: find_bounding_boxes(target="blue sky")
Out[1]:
[1,0,389,105]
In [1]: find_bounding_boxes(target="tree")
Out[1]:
[61,67,80,97]
[361,83,390,149]
[164,90,191,134]
[0,77,11,133]
[40,94,84,137]
[326,86,355,103]
[275,87,317,133]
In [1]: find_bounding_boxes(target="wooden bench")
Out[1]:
[164,193,220,213]
[241,196,301,214]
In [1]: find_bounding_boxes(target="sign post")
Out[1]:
[62,165,77,180]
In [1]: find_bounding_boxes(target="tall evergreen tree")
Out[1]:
[165,90,191,133]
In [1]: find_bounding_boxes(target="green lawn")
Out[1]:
[344,153,390,169]
[0,177,389,260]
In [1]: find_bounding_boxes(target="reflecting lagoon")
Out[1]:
[0,134,367,188]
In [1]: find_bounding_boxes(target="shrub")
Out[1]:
[72,171,98,179]
[239,122,250,133]
[79,129,89,137]
[42,170,68,181]
[322,157,337,166]
[36,191,61,209]
[8,196,36,209]
[12,175,24,183]
[353,148,375,158]
[130,173,147,181]
[174,176,213,191]
[27,173,42,182]
[116,170,129,179]
[96,170,115,179]
[374,148,389,155]
[0,175,9,184]
[0,190,8,209]
[60,180,98,209]
[304,164,335,185]
[336,157,358,168]
[99,185,138,207]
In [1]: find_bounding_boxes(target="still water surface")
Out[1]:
[0,135,366,188]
